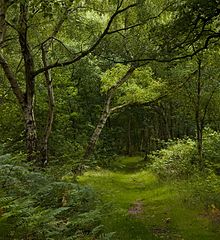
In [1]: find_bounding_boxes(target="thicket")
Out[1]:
[149,129,220,208]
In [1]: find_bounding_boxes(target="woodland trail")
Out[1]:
[80,156,220,240]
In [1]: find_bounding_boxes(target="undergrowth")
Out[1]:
[0,153,109,240]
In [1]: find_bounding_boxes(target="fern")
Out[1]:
[0,153,107,239]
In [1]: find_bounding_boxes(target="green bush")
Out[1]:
[148,133,220,208]
[203,128,220,169]
[149,138,197,179]
[0,154,107,240]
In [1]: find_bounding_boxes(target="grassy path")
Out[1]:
[79,157,220,240]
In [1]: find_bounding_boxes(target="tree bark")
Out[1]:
[41,46,55,165]
[84,100,111,160]
[18,2,37,161]
[127,117,132,156]
[195,59,203,166]
[24,104,37,161]
[40,4,74,165]
[84,66,136,160]
[0,1,37,161]
[0,0,6,46]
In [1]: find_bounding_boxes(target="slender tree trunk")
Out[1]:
[195,59,203,165]
[19,3,38,161]
[196,124,203,163]
[169,102,174,138]
[1,1,37,160]
[0,0,6,44]
[24,104,37,161]
[24,98,37,162]
[41,46,55,165]
[84,66,136,160]
[39,7,72,164]
[84,98,111,160]
[127,118,132,156]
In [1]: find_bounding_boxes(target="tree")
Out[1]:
[181,52,220,166]
[0,0,144,162]
[84,64,164,159]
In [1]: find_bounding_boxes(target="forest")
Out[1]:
[1,0,220,239]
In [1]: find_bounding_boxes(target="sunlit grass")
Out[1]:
[79,156,220,240]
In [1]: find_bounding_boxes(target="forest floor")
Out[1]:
[79,156,220,240]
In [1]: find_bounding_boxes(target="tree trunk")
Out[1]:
[19,3,38,161]
[1,1,37,160]
[41,77,54,165]
[39,7,72,165]
[84,66,136,160]
[24,104,37,161]
[41,46,55,165]
[0,0,6,45]
[127,118,132,156]
[196,124,203,163]
[195,59,203,166]
[84,101,111,160]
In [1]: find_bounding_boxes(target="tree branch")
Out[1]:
[0,54,25,107]
[113,32,220,64]
[107,3,172,35]
[0,0,24,108]
[33,3,138,77]
[110,103,130,112]
[107,65,136,98]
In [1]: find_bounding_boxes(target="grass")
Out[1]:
[79,156,220,240]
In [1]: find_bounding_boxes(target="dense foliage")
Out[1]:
[150,129,220,179]
[1,0,220,239]
[0,152,111,239]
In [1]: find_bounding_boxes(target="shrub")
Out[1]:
[203,128,220,170]
[149,138,197,179]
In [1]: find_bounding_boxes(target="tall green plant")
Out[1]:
[0,153,108,239]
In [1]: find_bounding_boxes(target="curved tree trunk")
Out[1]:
[84,66,136,160]
[84,99,111,160]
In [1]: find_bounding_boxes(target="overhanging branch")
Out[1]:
[33,3,138,77]
[114,32,220,64]
[107,3,173,35]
